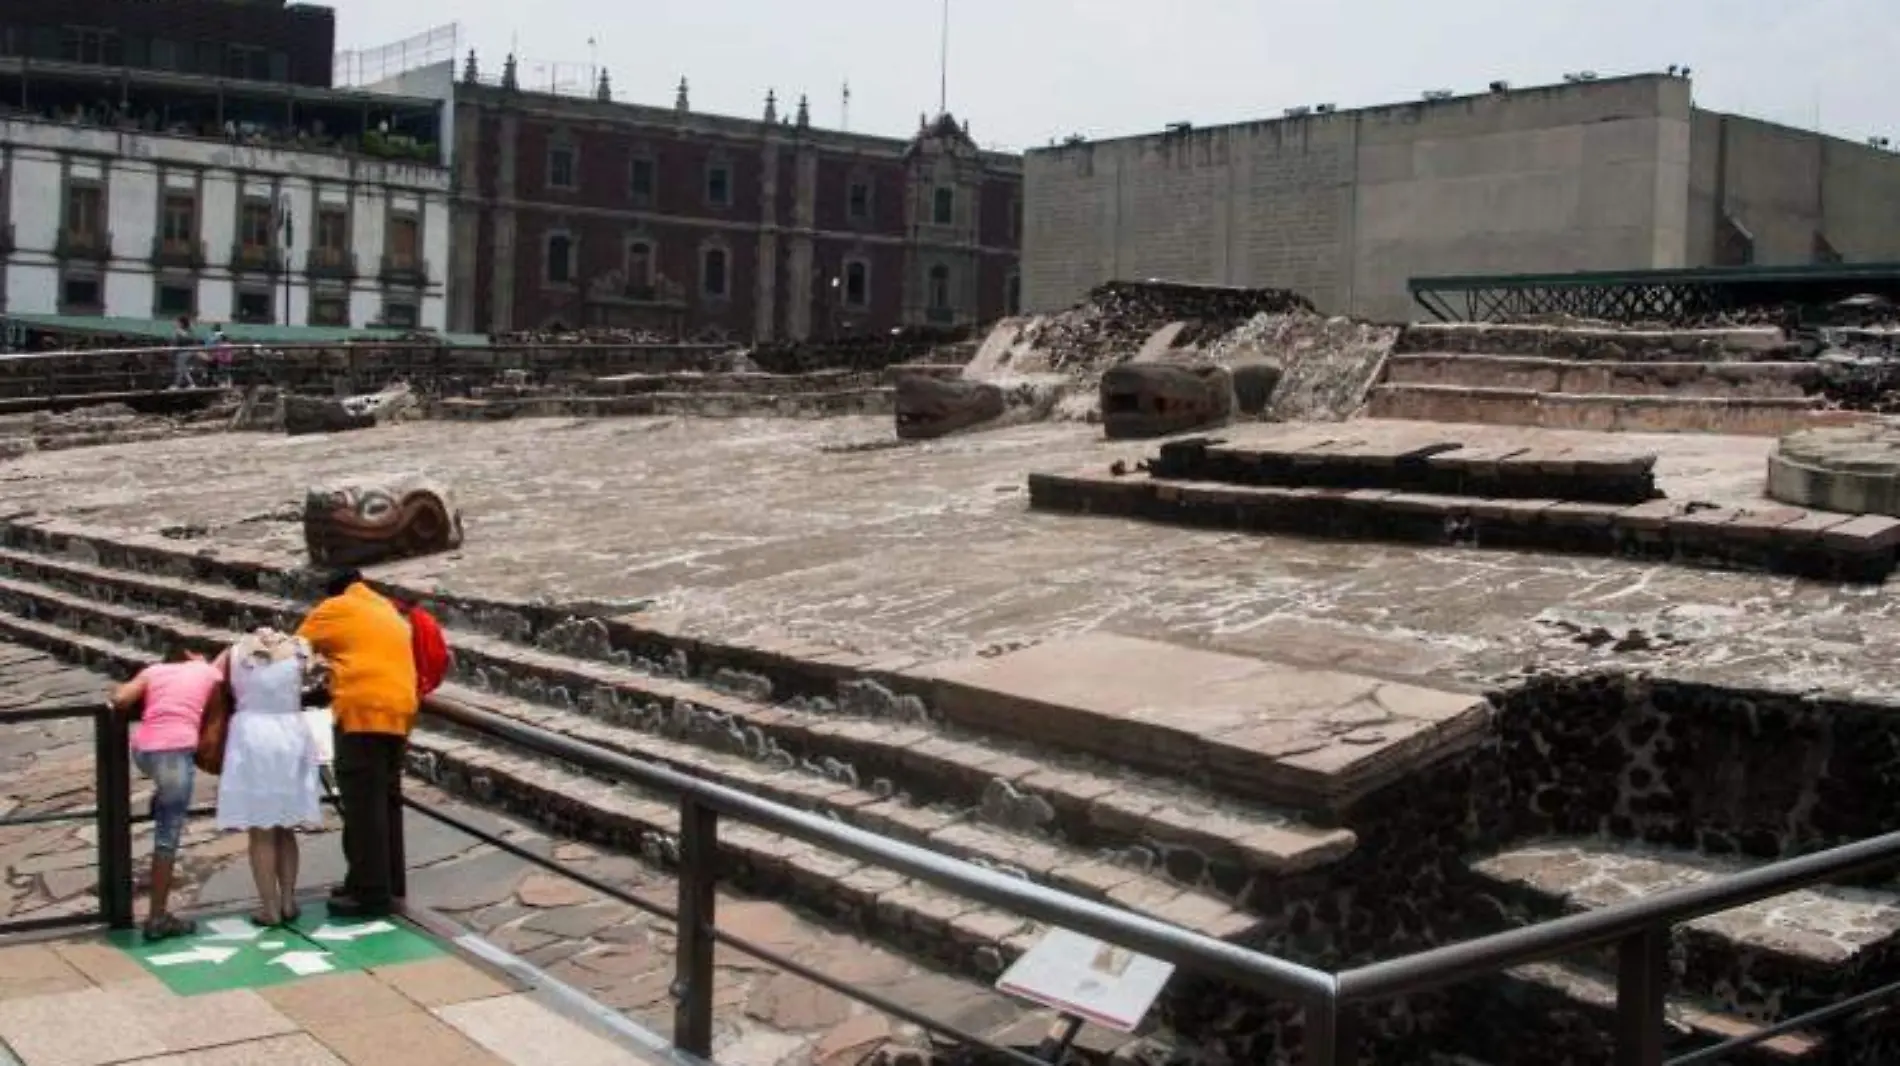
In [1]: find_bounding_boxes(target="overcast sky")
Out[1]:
[328,0,1899,152]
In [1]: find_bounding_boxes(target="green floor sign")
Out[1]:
[108,903,445,995]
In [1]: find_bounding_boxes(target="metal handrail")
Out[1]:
[421,696,1338,1004]
[1336,828,1900,1001]
[9,682,1900,1064]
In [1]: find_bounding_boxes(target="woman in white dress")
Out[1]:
[213,628,323,926]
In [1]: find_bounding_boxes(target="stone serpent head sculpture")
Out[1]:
[303,478,464,568]
[1099,363,1237,440]
[894,374,1009,440]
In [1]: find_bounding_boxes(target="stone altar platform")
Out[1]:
[914,634,1488,810]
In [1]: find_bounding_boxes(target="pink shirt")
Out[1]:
[132,661,221,753]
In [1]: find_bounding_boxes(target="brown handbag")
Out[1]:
[194,663,236,775]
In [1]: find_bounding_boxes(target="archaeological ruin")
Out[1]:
[3,263,1900,1065]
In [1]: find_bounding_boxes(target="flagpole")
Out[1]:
[938,0,949,116]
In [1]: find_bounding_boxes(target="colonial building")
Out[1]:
[449,56,1023,341]
[0,1,452,330]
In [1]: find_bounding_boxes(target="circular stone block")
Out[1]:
[1767,420,1900,516]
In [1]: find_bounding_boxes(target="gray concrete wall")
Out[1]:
[1024,76,1694,323]
[1687,111,1900,266]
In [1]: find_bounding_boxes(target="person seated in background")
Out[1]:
[296,569,418,918]
[108,644,223,940]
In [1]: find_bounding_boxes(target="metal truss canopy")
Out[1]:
[1409,262,1900,324]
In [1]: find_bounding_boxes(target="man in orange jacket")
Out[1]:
[298,569,418,918]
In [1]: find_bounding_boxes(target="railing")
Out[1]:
[6,687,1900,1065]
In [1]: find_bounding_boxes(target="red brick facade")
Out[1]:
[448,74,1021,341]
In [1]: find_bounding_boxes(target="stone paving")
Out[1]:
[0,416,1895,701]
[0,643,1067,1066]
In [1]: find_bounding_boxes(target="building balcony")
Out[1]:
[306,247,357,279]
[230,243,283,274]
[380,255,430,286]
[151,237,206,269]
[56,231,113,262]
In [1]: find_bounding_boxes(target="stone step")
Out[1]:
[1385,353,1819,399]
[583,369,889,396]
[431,389,892,422]
[1441,961,1827,1065]
[1148,434,1659,505]
[1394,323,1798,361]
[425,685,1258,940]
[404,724,1060,983]
[0,547,1359,887]
[1469,838,1900,1022]
[1364,383,1844,436]
[1027,466,1900,584]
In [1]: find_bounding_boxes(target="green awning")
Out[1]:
[1,313,489,348]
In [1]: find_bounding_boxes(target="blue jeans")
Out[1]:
[134,749,196,858]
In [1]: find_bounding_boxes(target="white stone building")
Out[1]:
[0,108,451,330]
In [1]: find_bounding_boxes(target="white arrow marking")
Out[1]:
[269,951,335,977]
[201,918,263,942]
[148,944,238,967]
[259,940,287,950]
[310,920,396,943]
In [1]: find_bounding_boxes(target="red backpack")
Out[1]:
[395,600,451,697]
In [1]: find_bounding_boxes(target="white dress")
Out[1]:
[216,655,323,830]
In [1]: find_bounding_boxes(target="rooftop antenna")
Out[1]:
[938,0,949,116]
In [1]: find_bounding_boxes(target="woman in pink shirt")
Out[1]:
[109,645,223,940]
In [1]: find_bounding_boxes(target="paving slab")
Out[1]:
[915,634,1488,807]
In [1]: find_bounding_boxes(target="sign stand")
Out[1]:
[995,928,1177,1064]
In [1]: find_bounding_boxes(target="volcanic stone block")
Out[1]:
[304,476,465,568]
[1768,422,1900,516]
[282,384,419,436]
[1230,362,1283,416]
[1099,363,1236,440]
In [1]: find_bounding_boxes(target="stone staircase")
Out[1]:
[0,520,1890,1061]
[1367,323,1859,436]
[0,522,1350,979]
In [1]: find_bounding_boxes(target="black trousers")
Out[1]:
[333,729,408,907]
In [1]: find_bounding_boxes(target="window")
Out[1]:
[630,156,655,203]
[548,144,576,189]
[1007,273,1022,315]
[60,275,101,310]
[843,260,868,309]
[235,289,272,324]
[928,264,951,310]
[161,194,195,246]
[706,164,731,206]
[240,201,273,250]
[1009,196,1022,240]
[156,283,194,317]
[847,181,871,221]
[149,38,178,70]
[386,214,419,269]
[66,185,103,241]
[311,295,349,326]
[383,301,419,329]
[546,233,573,285]
[700,246,728,299]
[932,186,955,226]
[626,241,654,290]
[60,27,121,66]
[318,209,349,253]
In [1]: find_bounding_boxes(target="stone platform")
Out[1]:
[0,415,1897,700]
[915,634,1488,810]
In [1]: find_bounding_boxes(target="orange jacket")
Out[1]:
[297,583,419,735]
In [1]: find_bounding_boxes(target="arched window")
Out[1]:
[928,264,951,310]
[627,240,654,292]
[701,246,729,299]
[546,233,573,285]
[843,259,869,308]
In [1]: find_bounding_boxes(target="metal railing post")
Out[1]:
[93,706,135,929]
[1303,995,1355,1066]
[1615,926,1669,1066]
[672,797,718,1057]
